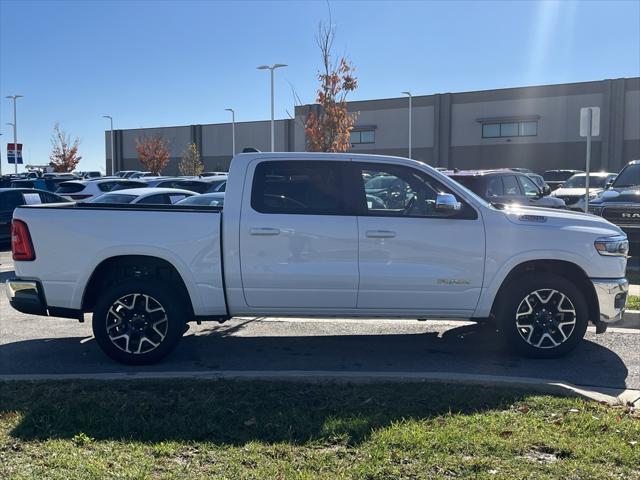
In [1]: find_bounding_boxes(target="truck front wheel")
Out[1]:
[497,273,588,358]
[92,279,187,364]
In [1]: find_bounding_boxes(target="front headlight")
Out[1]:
[595,235,629,257]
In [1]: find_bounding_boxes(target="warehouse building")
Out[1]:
[106,77,640,175]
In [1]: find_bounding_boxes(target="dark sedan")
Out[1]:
[0,188,70,243]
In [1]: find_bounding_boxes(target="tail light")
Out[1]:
[12,220,36,261]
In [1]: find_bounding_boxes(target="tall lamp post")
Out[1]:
[225,108,236,155]
[102,115,115,175]
[6,95,23,174]
[402,91,412,159]
[257,63,287,152]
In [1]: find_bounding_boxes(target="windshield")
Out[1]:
[613,164,640,188]
[543,171,577,182]
[563,175,608,189]
[89,194,137,204]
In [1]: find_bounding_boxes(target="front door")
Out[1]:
[239,159,359,309]
[355,162,486,314]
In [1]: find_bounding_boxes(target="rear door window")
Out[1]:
[251,161,346,215]
[22,192,42,205]
[0,191,24,211]
[137,194,170,205]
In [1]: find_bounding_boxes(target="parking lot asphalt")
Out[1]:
[1,249,639,393]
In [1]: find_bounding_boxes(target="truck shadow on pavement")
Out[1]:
[0,322,629,390]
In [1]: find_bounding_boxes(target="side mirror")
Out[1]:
[435,193,462,212]
[605,181,614,189]
[542,185,551,196]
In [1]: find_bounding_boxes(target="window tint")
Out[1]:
[0,191,24,211]
[613,164,640,188]
[482,120,539,138]
[486,177,504,197]
[173,181,209,193]
[90,194,137,204]
[517,175,540,197]
[56,182,85,194]
[40,192,66,203]
[137,194,170,205]
[251,161,345,215]
[502,176,520,196]
[98,182,116,192]
[357,163,475,219]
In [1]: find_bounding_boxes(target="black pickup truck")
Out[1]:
[589,160,640,254]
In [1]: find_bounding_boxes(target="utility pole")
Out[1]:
[103,115,115,175]
[402,91,412,159]
[6,95,23,174]
[225,108,236,155]
[257,64,287,151]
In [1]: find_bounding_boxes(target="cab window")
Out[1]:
[355,163,476,219]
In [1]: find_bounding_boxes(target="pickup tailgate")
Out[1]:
[12,204,226,316]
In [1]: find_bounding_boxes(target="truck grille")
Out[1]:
[602,206,640,228]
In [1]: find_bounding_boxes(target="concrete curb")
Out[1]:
[621,309,640,329]
[0,370,638,408]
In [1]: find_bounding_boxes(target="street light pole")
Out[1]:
[6,95,23,174]
[257,64,287,152]
[402,91,412,159]
[103,115,115,175]
[225,108,236,155]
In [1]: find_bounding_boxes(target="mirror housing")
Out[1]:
[435,193,462,212]
[605,180,614,189]
[542,185,551,196]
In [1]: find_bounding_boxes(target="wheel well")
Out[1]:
[82,255,194,317]
[491,260,599,324]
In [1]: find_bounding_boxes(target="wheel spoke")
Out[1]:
[515,288,577,350]
[105,293,169,355]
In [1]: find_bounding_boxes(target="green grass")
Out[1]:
[627,295,640,310]
[0,380,639,479]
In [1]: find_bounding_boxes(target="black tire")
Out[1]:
[92,279,188,365]
[496,273,588,358]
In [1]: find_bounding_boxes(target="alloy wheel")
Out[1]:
[105,293,168,354]
[515,289,577,349]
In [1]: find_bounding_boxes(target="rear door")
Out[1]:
[354,162,485,313]
[239,159,359,309]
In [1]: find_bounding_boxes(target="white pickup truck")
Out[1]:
[6,153,629,364]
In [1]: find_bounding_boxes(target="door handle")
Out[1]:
[250,227,281,236]
[366,230,396,239]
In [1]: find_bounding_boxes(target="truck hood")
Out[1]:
[552,187,603,197]
[500,204,624,237]
[590,187,640,204]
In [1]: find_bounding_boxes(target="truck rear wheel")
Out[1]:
[92,279,187,365]
[496,273,588,358]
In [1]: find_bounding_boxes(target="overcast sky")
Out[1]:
[1,0,639,172]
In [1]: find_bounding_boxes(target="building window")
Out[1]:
[351,129,375,144]
[482,120,538,138]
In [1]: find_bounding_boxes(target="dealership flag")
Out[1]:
[7,143,23,164]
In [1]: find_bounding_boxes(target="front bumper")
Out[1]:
[592,278,628,324]
[5,279,47,316]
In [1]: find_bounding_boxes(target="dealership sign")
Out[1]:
[7,143,23,164]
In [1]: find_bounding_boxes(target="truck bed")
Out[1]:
[12,203,227,316]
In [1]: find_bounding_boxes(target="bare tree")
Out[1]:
[178,142,204,176]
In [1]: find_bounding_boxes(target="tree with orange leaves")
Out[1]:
[49,123,82,172]
[135,136,170,175]
[304,22,358,152]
